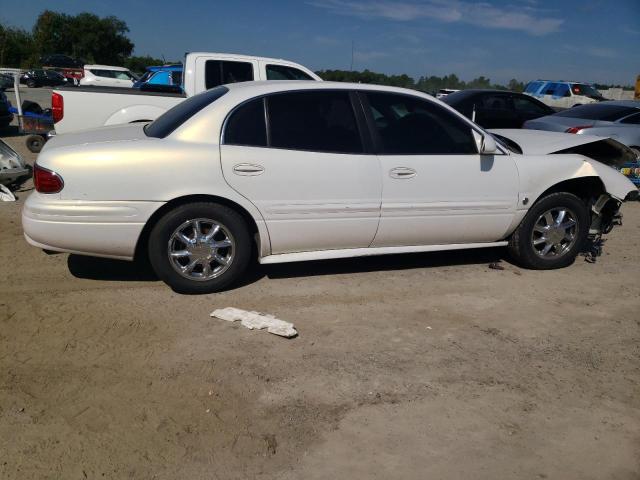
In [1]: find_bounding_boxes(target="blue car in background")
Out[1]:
[133,65,183,90]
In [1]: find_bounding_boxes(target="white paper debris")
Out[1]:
[0,185,16,202]
[211,307,297,338]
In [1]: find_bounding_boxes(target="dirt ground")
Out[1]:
[1,132,639,479]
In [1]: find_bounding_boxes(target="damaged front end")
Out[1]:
[553,138,638,261]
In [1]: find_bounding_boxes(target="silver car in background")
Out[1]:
[524,101,640,156]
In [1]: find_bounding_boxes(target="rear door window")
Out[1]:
[513,96,552,115]
[205,60,254,89]
[267,90,363,153]
[266,64,313,80]
[364,92,478,155]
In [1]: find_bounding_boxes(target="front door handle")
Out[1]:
[233,163,265,176]
[389,167,416,179]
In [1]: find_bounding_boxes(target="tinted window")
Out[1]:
[224,98,267,147]
[90,69,114,78]
[205,60,254,89]
[266,64,313,80]
[554,104,638,121]
[267,91,363,153]
[513,96,552,115]
[170,71,183,85]
[145,86,228,138]
[479,94,511,110]
[620,112,640,124]
[542,83,559,95]
[365,92,477,155]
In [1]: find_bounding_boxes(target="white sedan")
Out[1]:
[23,81,638,293]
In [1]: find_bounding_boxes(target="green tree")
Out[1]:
[32,10,133,65]
[123,55,168,75]
[0,23,36,67]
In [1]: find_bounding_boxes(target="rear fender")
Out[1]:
[104,104,167,125]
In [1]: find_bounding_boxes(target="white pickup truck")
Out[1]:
[52,52,321,134]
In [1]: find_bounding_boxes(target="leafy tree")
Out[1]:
[32,10,133,64]
[0,23,35,67]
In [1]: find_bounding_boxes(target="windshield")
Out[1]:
[571,83,602,98]
[144,86,228,138]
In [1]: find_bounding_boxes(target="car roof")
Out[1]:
[599,100,640,108]
[187,52,309,65]
[84,64,131,71]
[224,80,434,96]
[147,65,183,72]
[532,79,595,85]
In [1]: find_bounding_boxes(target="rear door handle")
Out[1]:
[233,163,264,176]
[389,167,416,179]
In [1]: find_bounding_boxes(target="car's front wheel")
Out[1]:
[508,192,590,269]
[148,202,252,293]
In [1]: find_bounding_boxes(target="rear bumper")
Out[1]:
[22,193,164,260]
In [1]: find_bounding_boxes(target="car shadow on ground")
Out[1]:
[67,246,508,289]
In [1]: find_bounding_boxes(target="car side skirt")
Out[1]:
[259,241,508,265]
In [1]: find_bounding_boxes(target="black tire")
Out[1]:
[148,202,252,294]
[26,79,37,88]
[26,135,45,153]
[508,192,590,269]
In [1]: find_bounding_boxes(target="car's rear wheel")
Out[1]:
[148,202,252,293]
[508,192,590,269]
[26,79,36,88]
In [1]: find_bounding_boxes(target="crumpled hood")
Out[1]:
[43,123,148,152]
[489,129,604,154]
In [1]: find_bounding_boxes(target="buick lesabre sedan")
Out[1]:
[23,82,638,293]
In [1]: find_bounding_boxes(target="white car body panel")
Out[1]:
[55,53,321,134]
[23,81,638,266]
[80,65,135,88]
[220,145,381,253]
[372,153,518,246]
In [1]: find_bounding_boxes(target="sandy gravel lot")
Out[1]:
[1,133,639,479]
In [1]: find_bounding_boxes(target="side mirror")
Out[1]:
[480,134,497,154]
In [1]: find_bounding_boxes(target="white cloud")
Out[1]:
[563,44,618,59]
[310,0,563,35]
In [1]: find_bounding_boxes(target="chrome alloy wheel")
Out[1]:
[531,207,579,258]
[168,218,235,281]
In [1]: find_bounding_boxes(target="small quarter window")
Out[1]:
[224,98,267,147]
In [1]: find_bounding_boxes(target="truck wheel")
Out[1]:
[26,135,45,153]
[148,202,252,294]
[508,192,589,269]
[26,79,37,88]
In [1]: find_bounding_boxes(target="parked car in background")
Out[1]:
[52,52,321,134]
[524,101,640,154]
[435,88,459,99]
[443,89,555,129]
[24,81,637,294]
[0,90,13,127]
[80,65,138,88]
[20,69,67,88]
[0,73,14,90]
[40,54,83,69]
[524,80,605,109]
[133,65,183,89]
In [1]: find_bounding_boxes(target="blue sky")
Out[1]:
[1,0,639,85]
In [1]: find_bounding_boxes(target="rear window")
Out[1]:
[266,64,313,80]
[524,82,543,94]
[144,86,228,138]
[554,104,638,121]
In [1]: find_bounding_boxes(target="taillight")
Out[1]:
[52,92,63,123]
[34,164,64,193]
[565,125,592,134]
